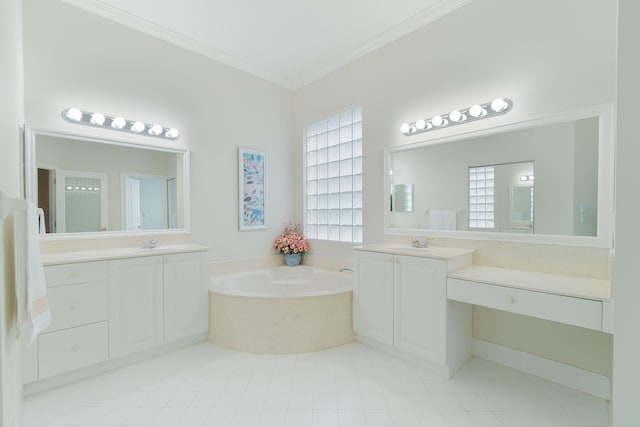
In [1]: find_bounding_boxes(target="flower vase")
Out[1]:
[284,253,302,266]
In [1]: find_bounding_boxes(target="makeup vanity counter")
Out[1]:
[447,265,613,333]
[352,243,613,381]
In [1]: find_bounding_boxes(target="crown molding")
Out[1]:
[62,0,471,90]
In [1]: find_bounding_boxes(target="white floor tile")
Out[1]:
[311,409,339,427]
[284,409,313,427]
[258,409,287,427]
[338,410,367,427]
[22,342,609,427]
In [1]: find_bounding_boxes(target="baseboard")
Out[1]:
[472,338,611,400]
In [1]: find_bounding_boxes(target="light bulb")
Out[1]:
[400,123,411,134]
[166,128,180,139]
[449,110,466,122]
[528,175,534,180]
[65,108,83,121]
[520,176,528,181]
[90,112,105,125]
[490,98,509,113]
[431,115,446,127]
[149,124,163,135]
[111,116,126,129]
[415,119,426,130]
[66,185,73,190]
[131,121,145,133]
[469,104,485,118]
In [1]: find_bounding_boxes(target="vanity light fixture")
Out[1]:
[61,108,180,141]
[400,97,513,136]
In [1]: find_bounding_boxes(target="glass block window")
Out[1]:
[468,166,495,229]
[304,107,363,243]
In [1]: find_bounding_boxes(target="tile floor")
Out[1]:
[22,342,609,427]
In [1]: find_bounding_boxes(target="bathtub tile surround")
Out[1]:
[208,266,354,353]
[21,341,609,426]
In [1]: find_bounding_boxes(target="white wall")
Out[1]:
[612,0,640,424]
[23,0,294,261]
[0,0,24,424]
[294,0,616,375]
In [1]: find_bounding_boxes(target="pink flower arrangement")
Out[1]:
[273,223,310,254]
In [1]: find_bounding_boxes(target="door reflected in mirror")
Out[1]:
[25,129,189,235]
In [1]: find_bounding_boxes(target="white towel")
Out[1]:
[37,207,46,234]
[25,203,51,344]
[429,210,457,231]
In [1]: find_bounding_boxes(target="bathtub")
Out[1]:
[208,266,355,354]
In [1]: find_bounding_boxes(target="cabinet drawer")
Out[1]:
[447,278,602,331]
[38,321,108,379]
[45,261,108,287]
[45,281,108,333]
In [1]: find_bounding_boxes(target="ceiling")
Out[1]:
[62,0,470,89]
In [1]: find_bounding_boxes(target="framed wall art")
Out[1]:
[238,147,267,231]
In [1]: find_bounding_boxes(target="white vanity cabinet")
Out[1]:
[24,245,208,389]
[31,261,111,380]
[108,256,164,358]
[393,255,447,364]
[163,251,208,343]
[353,246,473,377]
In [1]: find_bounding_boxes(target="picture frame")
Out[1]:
[238,147,267,231]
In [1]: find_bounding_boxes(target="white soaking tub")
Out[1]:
[208,266,354,354]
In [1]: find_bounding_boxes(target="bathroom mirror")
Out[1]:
[385,104,614,247]
[24,128,190,237]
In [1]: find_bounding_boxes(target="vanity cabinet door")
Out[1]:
[108,256,164,358]
[163,251,208,343]
[353,250,394,346]
[394,255,447,364]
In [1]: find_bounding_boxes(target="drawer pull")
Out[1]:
[68,271,79,278]
[71,345,80,353]
[69,303,80,311]
[506,296,514,303]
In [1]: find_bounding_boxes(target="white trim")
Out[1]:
[385,103,615,248]
[60,0,471,89]
[472,338,611,400]
[289,0,473,89]
[23,127,191,240]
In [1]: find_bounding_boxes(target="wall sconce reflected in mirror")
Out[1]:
[401,98,513,136]
[62,108,180,141]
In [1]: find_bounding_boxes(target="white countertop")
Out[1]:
[41,244,208,266]
[355,244,474,260]
[448,264,611,301]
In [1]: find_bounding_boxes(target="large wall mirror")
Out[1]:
[24,128,190,237]
[385,104,614,247]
